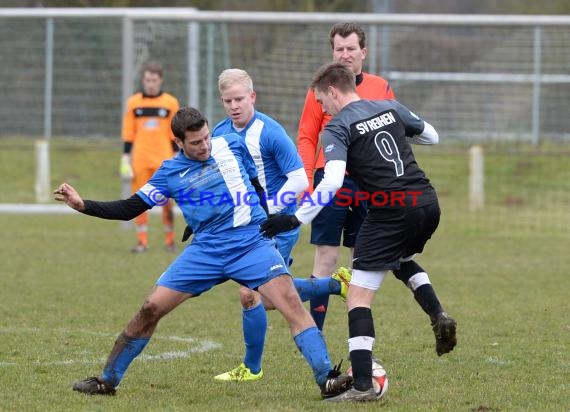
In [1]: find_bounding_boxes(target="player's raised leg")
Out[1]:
[392,203,457,356]
[393,259,456,356]
[294,266,351,302]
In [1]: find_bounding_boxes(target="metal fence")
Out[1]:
[1,9,570,142]
[1,9,569,233]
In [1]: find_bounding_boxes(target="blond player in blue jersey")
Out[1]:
[182,69,351,382]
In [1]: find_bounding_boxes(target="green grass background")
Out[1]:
[0,138,569,411]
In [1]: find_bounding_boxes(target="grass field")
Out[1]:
[0,137,569,411]
[2,137,569,234]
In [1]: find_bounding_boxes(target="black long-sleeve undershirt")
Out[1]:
[82,194,151,221]
[250,176,268,215]
[83,176,265,225]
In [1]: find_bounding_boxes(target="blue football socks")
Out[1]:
[102,333,149,387]
[242,302,266,374]
[308,275,331,331]
[293,276,341,302]
[294,326,332,386]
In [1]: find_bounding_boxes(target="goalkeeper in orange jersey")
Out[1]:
[120,61,180,252]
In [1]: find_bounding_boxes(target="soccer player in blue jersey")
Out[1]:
[54,107,352,398]
[209,69,351,382]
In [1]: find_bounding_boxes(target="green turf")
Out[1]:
[0,214,569,411]
[1,137,569,410]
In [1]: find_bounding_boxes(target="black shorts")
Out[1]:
[310,169,367,248]
[352,202,440,271]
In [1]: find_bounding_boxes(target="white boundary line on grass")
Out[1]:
[0,204,81,214]
[0,204,182,215]
[0,327,221,367]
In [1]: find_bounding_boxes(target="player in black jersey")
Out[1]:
[261,62,457,402]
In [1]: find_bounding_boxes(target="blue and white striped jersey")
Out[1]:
[213,111,303,215]
[137,133,267,234]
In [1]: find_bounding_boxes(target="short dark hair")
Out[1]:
[171,107,208,141]
[143,60,163,78]
[329,22,366,50]
[310,61,356,94]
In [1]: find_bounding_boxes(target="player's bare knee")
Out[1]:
[139,300,165,321]
[239,287,259,309]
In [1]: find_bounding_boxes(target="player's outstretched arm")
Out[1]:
[54,182,151,221]
[54,183,85,211]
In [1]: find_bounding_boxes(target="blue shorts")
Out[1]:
[156,226,290,296]
[274,225,300,268]
[310,169,367,248]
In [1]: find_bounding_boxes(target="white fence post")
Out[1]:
[35,140,51,203]
[120,16,134,230]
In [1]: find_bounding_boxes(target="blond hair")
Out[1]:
[218,68,254,93]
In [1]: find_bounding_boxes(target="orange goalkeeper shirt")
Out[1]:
[297,72,395,189]
[122,91,180,169]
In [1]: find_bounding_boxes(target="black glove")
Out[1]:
[260,214,300,238]
[181,225,193,242]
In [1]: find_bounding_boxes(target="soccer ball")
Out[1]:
[346,358,388,399]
